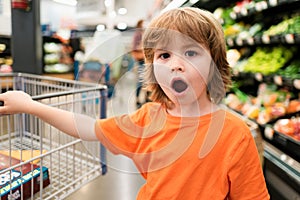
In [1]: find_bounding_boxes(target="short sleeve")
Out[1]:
[227,132,270,200]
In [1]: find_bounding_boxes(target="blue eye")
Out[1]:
[185,50,197,57]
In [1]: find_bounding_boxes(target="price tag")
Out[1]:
[287,158,294,166]
[274,75,283,86]
[280,154,287,162]
[219,18,224,25]
[241,7,248,16]
[293,79,300,90]
[227,38,234,46]
[255,73,263,82]
[230,12,237,20]
[285,34,294,44]
[255,2,263,11]
[269,0,277,7]
[261,1,268,9]
[236,37,243,46]
[262,35,270,44]
[247,37,254,45]
[264,126,274,140]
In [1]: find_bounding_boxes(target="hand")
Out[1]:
[0,90,34,114]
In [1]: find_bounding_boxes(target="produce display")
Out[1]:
[224,22,263,39]
[43,42,73,73]
[243,46,295,75]
[220,4,263,39]
[263,15,300,36]
[222,4,300,47]
[219,0,300,168]
[224,83,300,125]
[277,59,300,79]
[274,117,300,141]
[0,40,12,73]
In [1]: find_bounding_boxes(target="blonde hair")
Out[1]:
[143,7,231,108]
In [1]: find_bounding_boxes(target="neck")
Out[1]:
[167,98,220,117]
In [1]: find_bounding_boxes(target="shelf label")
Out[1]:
[255,73,263,82]
[230,12,237,20]
[261,1,268,10]
[287,158,294,166]
[268,0,278,7]
[285,34,294,44]
[227,38,234,46]
[264,126,274,140]
[274,75,283,86]
[241,7,248,16]
[255,2,263,11]
[293,79,300,90]
[280,154,287,162]
[262,35,270,44]
[247,37,254,45]
[236,37,243,46]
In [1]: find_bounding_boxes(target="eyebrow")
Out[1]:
[182,42,205,49]
[153,40,207,54]
[154,47,168,51]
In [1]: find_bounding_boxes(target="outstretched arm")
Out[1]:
[0,91,98,141]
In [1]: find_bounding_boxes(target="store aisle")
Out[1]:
[66,71,146,200]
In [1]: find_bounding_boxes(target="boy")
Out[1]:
[0,7,269,200]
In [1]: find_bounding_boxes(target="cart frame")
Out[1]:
[0,73,107,200]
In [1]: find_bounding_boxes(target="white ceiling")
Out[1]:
[75,0,161,28]
[40,0,178,31]
[0,0,177,35]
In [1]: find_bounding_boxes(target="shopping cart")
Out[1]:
[0,73,107,200]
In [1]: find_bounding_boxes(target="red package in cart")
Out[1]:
[0,153,50,200]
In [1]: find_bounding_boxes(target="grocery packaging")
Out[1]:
[0,153,50,200]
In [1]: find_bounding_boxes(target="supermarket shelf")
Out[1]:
[227,34,300,47]
[43,73,74,80]
[230,0,300,20]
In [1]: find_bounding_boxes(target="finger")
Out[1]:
[0,102,7,115]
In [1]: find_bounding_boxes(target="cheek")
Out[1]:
[189,71,207,95]
[190,59,211,85]
[153,63,174,97]
[196,67,210,85]
[187,59,212,97]
[194,56,212,81]
[153,63,170,86]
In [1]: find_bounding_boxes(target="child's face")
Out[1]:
[152,33,212,106]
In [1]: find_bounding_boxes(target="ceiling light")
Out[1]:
[118,7,127,15]
[96,24,106,32]
[104,0,112,7]
[117,22,127,30]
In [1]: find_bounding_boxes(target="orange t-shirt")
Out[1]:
[95,102,270,200]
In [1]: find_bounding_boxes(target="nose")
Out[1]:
[171,66,184,72]
[170,56,185,72]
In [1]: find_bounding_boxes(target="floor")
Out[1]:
[66,70,146,200]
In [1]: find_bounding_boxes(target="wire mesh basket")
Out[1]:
[0,73,107,200]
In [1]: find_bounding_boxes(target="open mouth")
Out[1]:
[172,79,188,93]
